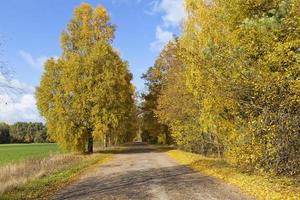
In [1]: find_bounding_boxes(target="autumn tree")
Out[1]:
[140,79,169,144]
[179,0,299,174]
[36,3,135,153]
[146,0,299,175]
[141,45,173,144]
[154,41,217,154]
[220,0,300,174]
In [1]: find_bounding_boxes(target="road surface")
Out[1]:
[53,145,252,200]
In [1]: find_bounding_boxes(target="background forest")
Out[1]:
[0,122,47,144]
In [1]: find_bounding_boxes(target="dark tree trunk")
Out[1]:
[164,126,171,145]
[165,132,170,145]
[87,129,93,154]
[104,133,108,148]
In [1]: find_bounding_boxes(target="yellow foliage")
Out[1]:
[167,150,300,200]
[36,3,135,153]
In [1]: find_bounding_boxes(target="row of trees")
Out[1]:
[36,3,137,153]
[141,0,299,175]
[0,122,47,143]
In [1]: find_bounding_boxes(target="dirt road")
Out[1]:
[53,145,252,200]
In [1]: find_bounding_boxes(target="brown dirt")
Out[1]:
[52,145,252,200]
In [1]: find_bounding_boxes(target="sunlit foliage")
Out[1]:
[144,0,299,175]
[36,3,135,153]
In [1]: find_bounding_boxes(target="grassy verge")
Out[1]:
[167,149,300,200]
[0,153,112,200]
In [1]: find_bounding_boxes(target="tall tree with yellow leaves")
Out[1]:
[36,3,135,153]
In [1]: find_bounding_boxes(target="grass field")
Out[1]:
[0,143,61,166]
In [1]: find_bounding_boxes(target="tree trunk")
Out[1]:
[87,129,93,154]
[108,134,111,147]
[165,132,170,145]
[104,133,108,148]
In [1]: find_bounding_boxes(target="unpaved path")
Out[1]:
[53,145,252,200]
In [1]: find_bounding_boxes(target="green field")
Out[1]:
[0,143,61,166]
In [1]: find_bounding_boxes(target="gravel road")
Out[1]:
[52,145,252,200]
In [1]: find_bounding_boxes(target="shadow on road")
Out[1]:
[96,144,173,155]
[54,143,251,200]
[55,165,213,199]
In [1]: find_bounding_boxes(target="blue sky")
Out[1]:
[0,0,186,123]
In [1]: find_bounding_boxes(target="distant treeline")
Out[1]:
[0,122,48,144]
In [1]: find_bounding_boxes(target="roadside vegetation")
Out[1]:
[0,152,112,200]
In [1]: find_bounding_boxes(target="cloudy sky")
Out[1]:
[0,0,186,124]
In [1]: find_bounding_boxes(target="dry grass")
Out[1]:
[0,153,84,195]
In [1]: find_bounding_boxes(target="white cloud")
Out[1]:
[149,0,187,52]
[19,50,57,70]
[150,26,174,51]
[0,75,42,124]
[152,0,187,27]
[0,93,42,124]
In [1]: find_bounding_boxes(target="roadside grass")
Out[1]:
[167,149,300,200]
[0,153,112,200]
[0,143,61,166]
